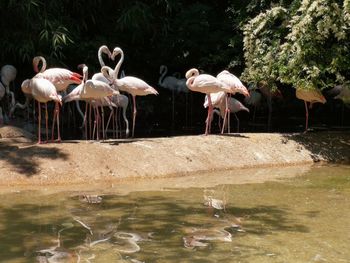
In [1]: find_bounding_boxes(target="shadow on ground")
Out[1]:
[0,140,68,176]
[282,131,350,164]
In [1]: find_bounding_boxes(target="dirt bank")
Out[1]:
[0,126,349,187]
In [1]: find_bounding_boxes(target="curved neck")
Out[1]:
[158,65,168,86]
[113,50,124,79]
[98,47,106,67]
[34,56,47,73]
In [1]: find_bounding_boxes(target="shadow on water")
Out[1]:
[0,189,311,262]
[282,131,350,164]
[0,141,68,176]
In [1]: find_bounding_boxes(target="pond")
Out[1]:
[0,164,349,262]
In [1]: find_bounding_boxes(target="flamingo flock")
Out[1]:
[3,44,348,144]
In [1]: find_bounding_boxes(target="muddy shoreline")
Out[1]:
[1,126,349,189]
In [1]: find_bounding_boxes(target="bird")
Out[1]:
[102,49,158,137]
[327,85,350,105]
[1,65,17,122]
[21,78,62,144]
[158,65,189,93]
[64,64,119,140]
[106,94,130,138]
[158,65,189,132]
[295,88,326,132]
[204,91,249,133]
[216,70,250,133]
[91,45,113,83]
[185,68,229,135]
[32,56,82,92]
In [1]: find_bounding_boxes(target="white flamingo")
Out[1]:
[91,45,113,83]
[21,78,62,143]
[103,48,158,137]
[216,70,250,133]
[185,68,229,135]
[64,64,118,140]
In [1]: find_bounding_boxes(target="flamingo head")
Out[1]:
[237,86,250,98]
[159,65,166,74]
[21,79,32,94]
[111,47,123,61]
[185,68,199,79]
[99,45,112,59]
[32,56,45,73]
[101,66,115,83]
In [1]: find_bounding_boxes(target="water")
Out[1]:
[0,165,350,262]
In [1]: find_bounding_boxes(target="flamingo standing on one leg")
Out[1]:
[185,68,229,135]
[21,78,62,143]
[295,88,326,132]
[216,70,250,134]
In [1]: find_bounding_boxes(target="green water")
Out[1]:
[0,165,350,262]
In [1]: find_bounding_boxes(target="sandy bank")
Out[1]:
[0,126,349,187]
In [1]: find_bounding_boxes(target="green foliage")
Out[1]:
[240,0,350,92]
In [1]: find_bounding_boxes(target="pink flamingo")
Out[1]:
[295,89,326,132]
[32,56,82,91]
[102,49,158,137]
[64,64,118,140]
[185,68,229,135]
[21,78,62,143]
[205,91,249,133]
[216,70,250,134]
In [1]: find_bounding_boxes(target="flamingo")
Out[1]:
[295,88,326,132]
[64,64,119,140]
[185,68,229,135]
[32,56,82,92]
[105,94,130,138]
[216,70,250,133]
[158,65,189,132]
[204,91,250,133]
[103,49,158,137]
[0,65,17,123]
[21,78,62,143]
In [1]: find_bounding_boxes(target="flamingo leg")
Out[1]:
[45,103,48,142]
[205,95,213,135]
[122,106,129,138]
[221,95,228,134]
[112,108,115,139]
[89,103,92,140]
[227,93,231,133]
[56,103,61,142]
[92,106,97,140]
[101,106,105,140]
[105,109,114,139]
[37,101,42,144]
[51,103,57,142]
[83,102,88,140]
[132,95,137,138]
[304,100,309,132]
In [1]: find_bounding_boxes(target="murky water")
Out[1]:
[0,165,350,262]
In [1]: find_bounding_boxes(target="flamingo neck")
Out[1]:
[98,47,106,67]
[158,65,168,86]
[113,50,124,79]
[186,77,195,90]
